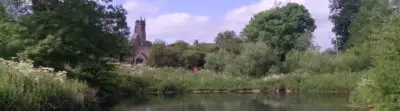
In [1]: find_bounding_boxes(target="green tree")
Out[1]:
[5,0,132,101]
[215,30,242,44]
[168,40,190,51]
[348,0,392,47]
[242,3,316,61]
[329,0,361,50]
[0,3,27,59]
[181,49,201,68]
[19,0,130,71]
[214,30,242,54]
[148,40,201,68]
[148,40,169,67]
[351,14,400,110]
[204,49,235,72]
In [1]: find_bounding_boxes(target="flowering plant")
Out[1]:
[0,58,67,83]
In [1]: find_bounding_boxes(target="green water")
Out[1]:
[111,94,368,111]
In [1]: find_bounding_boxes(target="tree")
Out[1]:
[348,0,392,47]
[351,14,400,110]
[0,3,28,59]
[242,3,316,61]
[148,40,169,67]
[204,49,235,72]
[148,40,202,68]
[214,30,242,54]
[329,0,361,50]
[215,30,242,44]
[19,0,130,71]
[168,40,190,51]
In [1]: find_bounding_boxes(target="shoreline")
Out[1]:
[143,88,351,94]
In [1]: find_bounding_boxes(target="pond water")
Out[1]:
[111,94,368,111]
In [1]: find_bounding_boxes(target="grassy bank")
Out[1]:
[0,59,99,111]
[116,64,363,94]
[0,59,150,111]
[0,59,364,110]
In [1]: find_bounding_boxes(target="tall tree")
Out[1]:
[348,0,392,47]
[329,0,361,50]
[0,2,27,59]
[215,30,242,44]
[242,3,316,61]
[19,0,130,71]
[214,30,242,54]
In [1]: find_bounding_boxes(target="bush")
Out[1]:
[282,50,334,73]
[0,59,99,111]
[225,41,279,77]
[148,40,202,68]
[204,49,235,72]
[282,49,370,74]
[116,65,262,91]
[351,14,400,110]
[67,63,151,106]
[260,71,364,92]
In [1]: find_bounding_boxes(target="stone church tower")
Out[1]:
[130,17,151,65]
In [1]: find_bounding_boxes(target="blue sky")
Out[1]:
[114,0,334,50]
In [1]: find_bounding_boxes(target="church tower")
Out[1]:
[130,17,150,65]
[133,17,146,46]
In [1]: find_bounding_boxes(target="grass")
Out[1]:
[116,64,262,91]
[264,72,364,92]
[116,64,364,93]
[0,59,99,111]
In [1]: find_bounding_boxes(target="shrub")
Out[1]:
[204,49,235,72]
[260,71,364,92]
[116,65,262,91]
[225,41,279,77]
[282,49,370,74]
[351,14,400,110]
[148,40,203,68]
[0,59,99,111]
[282,50,334,73]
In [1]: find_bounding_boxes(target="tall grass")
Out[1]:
[117,64,262,91]
[116,64,362,93]
[282,50,370,74]
[0,59,99,111]
[265,72,364,92]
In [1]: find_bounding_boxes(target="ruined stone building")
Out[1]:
[128,17,152,65]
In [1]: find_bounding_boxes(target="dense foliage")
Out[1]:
[214,30,243,54]
[350,13,400,111]
[329,0,361,50]
[0,0,146,110]
[242,3,316,61]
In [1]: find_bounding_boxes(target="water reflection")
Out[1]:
[111,94,368,111]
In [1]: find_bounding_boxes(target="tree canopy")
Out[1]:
[13,0,131,71]
[214,30,242,54]
[242,3,316,61]
[329,0,361,50]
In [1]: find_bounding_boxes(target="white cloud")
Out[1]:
[122,0,162,36]
[122,0,333,50]
[146,13,216,43]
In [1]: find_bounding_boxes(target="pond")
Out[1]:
[111,94,369,111]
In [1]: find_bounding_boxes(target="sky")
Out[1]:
[113,0,334,50]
